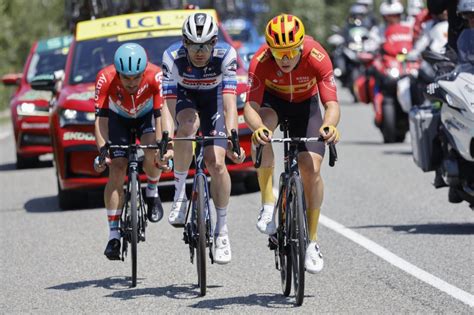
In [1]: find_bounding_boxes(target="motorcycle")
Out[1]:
[328,25,370,101]
[409,29,474,209]
[354,23,420,143]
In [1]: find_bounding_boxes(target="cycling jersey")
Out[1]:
[162,41,238,148]
[246,36,338,104]
[162,41,238,98]
[94,63,162,119]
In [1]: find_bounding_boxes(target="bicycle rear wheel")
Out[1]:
[278,186,292,297]
[196,175,207,296]
[130,173,139,287]
[289,176,306,306]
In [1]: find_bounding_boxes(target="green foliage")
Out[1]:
[0,0,65,111]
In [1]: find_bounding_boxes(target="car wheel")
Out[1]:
[16,154,39,169]
[56,176,87,210]
[244,172,260,193]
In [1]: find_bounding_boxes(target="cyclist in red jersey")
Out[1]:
[244,14,341,274]
[94,43,165,260]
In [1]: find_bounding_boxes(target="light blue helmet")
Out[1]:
[114,43,147,76]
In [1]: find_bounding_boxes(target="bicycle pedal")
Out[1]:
[268,236,278,250]
[183,232,189,244]
[171,223,185,228]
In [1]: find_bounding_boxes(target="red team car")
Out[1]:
[31,10,255,209]
[2,35,72,168]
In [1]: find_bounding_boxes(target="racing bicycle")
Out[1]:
[160,129,241,296]
[98,128,160,287]
[254,121,337,306]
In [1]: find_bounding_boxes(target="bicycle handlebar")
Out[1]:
[159,129,241,160]
[254,128,338,168]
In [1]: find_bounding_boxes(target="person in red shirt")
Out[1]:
[244,14,341,274]
[94,43,164,260]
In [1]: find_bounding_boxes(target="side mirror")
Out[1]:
[330,25,341,33]
[421,50,451,65]
[2,73,22,86]
[30,74,56,93]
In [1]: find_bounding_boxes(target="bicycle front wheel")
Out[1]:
[196,175,207,296]
[278,185,292,297]
[130,172,139,287]
[289,176,306,306]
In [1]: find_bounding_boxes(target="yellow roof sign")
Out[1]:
[75,9,219,41]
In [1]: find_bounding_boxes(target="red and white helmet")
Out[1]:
[380,1,404,16]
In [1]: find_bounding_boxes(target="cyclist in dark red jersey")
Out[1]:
[244,14,341,274]
[94,43,165,260]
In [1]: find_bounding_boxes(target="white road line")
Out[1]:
[0,130,11,140]
[271,188,474,307]
[320,214,474,307]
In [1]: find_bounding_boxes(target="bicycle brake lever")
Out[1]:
[160,131,169,160]
[230,129,241,157]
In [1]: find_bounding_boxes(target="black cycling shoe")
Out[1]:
[147,195,164,223]
[104,238,121,260]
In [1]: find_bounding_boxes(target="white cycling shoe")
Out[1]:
[168,199,187,226]
[214,234,231,264]
[305,242,324,274]
[256,206,277,235]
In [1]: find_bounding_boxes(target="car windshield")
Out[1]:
[70,31,241,85]
[457,29,474,65]
[27,49,68,83]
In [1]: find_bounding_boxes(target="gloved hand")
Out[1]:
[319,125,340,144]
[251,126,272,145]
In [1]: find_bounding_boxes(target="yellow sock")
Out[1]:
[307,208,321,241]
[257,167,275,205]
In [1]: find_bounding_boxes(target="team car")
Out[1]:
[31,10,255,209]
[2,35,72,168]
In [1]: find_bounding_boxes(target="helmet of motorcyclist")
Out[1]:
[380,1,404,16]
[113,43,147,76]
[350,4,369,16]
[182,12,218,44]
[265,14,305,50]
[356,0,374,6]
[407,0,425,16]
[457,0,474,14]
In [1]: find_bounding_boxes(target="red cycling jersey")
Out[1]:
[94,63,162,118]
[246,36,338,104]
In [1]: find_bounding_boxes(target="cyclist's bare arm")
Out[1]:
[243,101,264,131]
[223,93,238,135]
[94,116,109,150]
[320,101,341,143]
[161,99,176,136]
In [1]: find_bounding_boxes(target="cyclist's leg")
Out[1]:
[174,89,199,201]
[253,92,282,234]
[139,112,164,222]
[293,96,325,273]
[104,112,129,258]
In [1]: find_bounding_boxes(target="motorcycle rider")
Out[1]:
[366,1,406,52]
[427,0,464,53]
[355,0,379,29]
[407,0,426,26]
[408,9,448,59]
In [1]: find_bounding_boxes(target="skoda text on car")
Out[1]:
[1,35,72,168]
[43,10,255,209]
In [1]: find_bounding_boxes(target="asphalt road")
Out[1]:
[1,88,473,313]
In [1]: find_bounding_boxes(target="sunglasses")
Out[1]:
[270,47,301,60]
[185,38,217,53]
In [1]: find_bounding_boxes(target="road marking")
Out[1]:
[320,214,474,307]
[271,188,474,307]
[0,130,11,140]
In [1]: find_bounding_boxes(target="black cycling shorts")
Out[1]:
[175,85,227,149]
[108,110,155,159]
[261,91,325,156]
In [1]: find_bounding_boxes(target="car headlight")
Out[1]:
[237,93,246,109]
[60,109,95,127]
[388,67,400,78]
[17,102,49,116]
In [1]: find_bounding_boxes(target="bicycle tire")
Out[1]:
[196,175,207,296]
[289,176,306,306]
[130,172,138,287]
[278,185,292,297]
